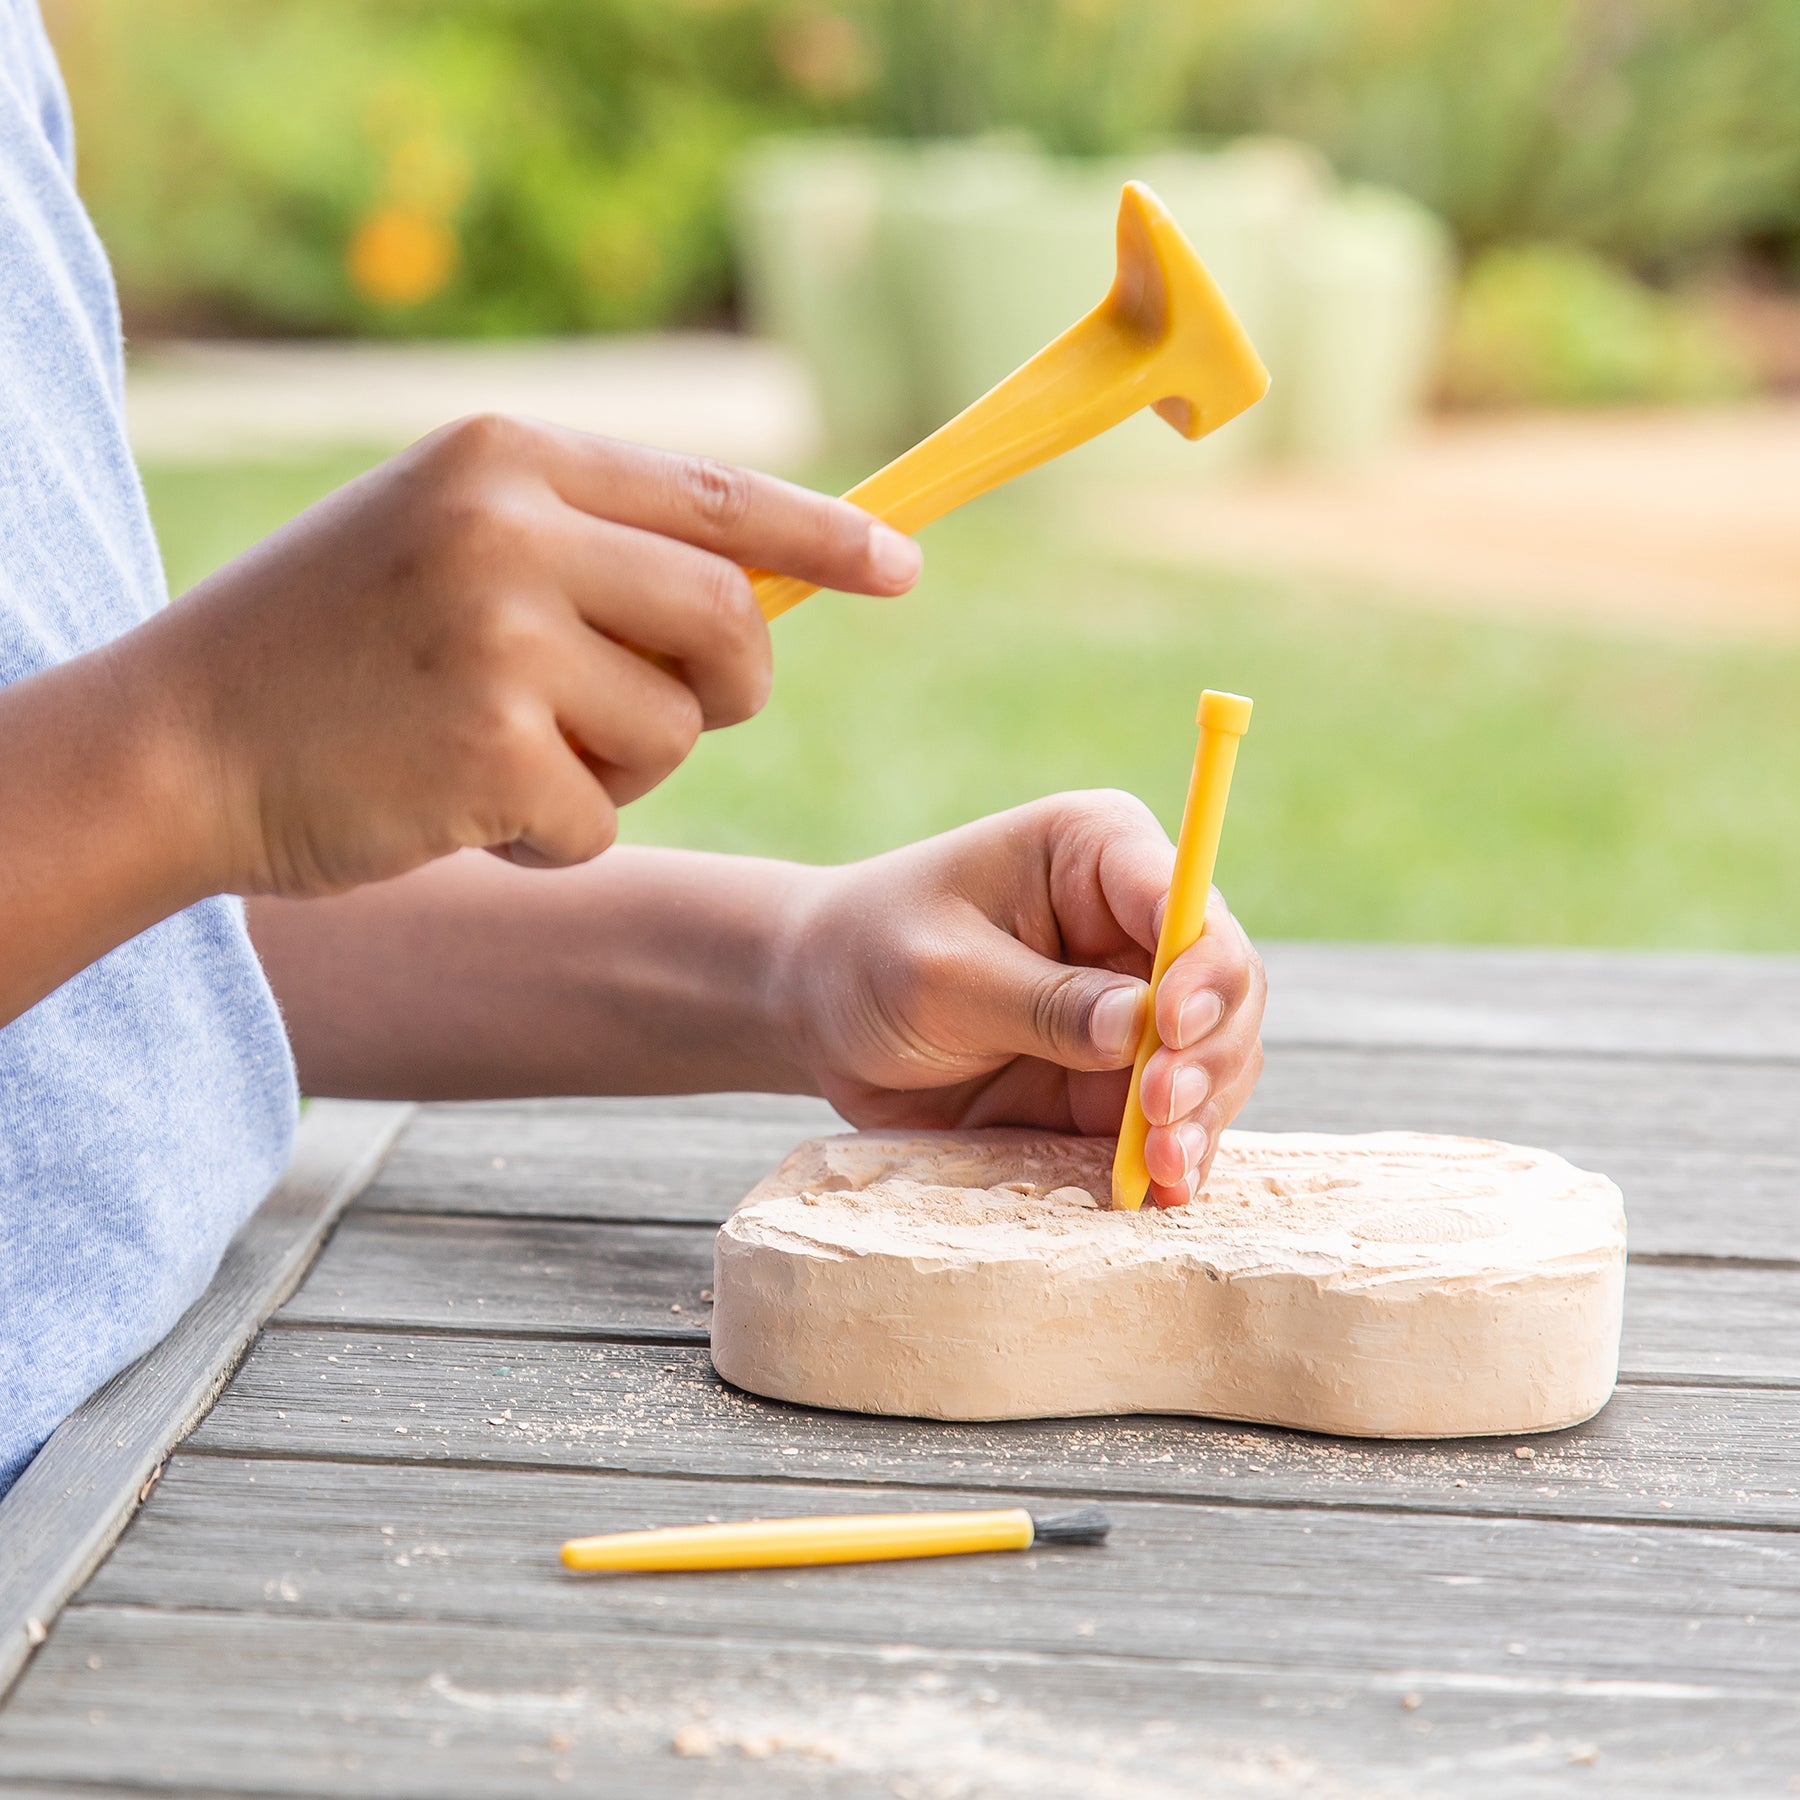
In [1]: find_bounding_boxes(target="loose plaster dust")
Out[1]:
[711,1129,1625,1438]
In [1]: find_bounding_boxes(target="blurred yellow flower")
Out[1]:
[347,206,458,307]
[771,7,876,101]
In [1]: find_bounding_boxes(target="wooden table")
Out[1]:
[3,945,1799,1797]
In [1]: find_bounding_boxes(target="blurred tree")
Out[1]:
[42,0,1800,339]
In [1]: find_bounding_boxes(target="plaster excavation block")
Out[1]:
[711,1129,1625,1439]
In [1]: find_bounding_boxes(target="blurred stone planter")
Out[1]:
[733,135,1452,479]
[731,136,920,462]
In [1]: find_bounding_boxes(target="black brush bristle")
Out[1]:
[1029,1505,1111,1546]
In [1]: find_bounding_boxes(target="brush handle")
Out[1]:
[562,1508,1035,1572]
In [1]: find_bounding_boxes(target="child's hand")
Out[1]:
[143,418,921,897]
[781,791,1265,1205]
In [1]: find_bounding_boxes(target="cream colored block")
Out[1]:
[710,1129,1625,1439]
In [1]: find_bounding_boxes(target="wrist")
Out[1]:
[0,624,235,1024]
[762,856,849,1096]
[122,606,254,897]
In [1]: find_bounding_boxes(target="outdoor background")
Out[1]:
[47,0,1800,949]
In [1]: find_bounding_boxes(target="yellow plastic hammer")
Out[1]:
[1111,690,1253,1213]
[749,181,1270,619]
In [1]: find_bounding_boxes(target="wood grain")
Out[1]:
[1242,1048,1800,1260]
[0,1101,410,1699]
[4,1607,1795,1799]
[278,1213,1800,1389]
[1258,943,1800,1061]
[76,1455,1800,1691]
[359,1094,837,1223]
[192,1329,1800,1530]
[346,1060,1800,1260]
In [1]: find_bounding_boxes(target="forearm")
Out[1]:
[0,631,218,1027]
[247,846,823,1100]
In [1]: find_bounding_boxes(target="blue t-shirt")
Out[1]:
[0,0,299,1493]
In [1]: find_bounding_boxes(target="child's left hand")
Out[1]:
[781,790,1265,1206]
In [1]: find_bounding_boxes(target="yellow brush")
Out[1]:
[561,1505,1110,1573]
[1111,690,1254,1212]
[747,180,1268,620]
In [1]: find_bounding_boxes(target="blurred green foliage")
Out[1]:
[47,0,1800,338]
[141,453,1800,951]
[1443,244,1753,406]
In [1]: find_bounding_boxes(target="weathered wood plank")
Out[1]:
[359,1094,838,1223]
[191,1331,1800,1531]
[280,1215,714,1340]
[77,1456,1800,1692]
[1242,1047,1798,1154]
[277,1213,1800,1390]
[351,1055,1800,1262]
[1242,1048,1800,1261]
[1623,1264,1800,1386]
[0,1101,411,1700]
[3,1607,1794,1798]
[1258,944,1800,1062]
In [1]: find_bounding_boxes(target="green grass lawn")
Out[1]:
[142,453,1800,952]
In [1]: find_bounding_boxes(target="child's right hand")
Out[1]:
[143,416,921,897]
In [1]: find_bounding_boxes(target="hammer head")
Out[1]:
[1104,180,1271,440]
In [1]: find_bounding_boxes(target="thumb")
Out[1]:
[956,932,1147,1072]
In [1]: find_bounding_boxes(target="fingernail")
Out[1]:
[1090,984,1143,1063]
[1169,1064,1210,1117]
[1176,1120,1209,1174]
[870,524,922,588]
[1176,989,1225,1047]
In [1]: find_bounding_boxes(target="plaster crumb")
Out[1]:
[1505,1641,1527,1656]
[1074,1619,1095,1637]
[1400,1693,1422,1711]
[1513,1445,1536,1459]
[672,1725,719,1757]
[24,1618,46,1646]
[86,1654,102,1671]
[1569,1744,1600,1765]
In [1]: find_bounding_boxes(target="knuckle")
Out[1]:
[1080,786,1158,829]
[815,498,870,575]
[647,683,705,772]
[1032,969,1087,1055]
[466,590,548,669]
[441,487,535,561]
[697,553,758,638]
[437,410,535,469]
[472,691,546,784]
[675,455,753,532]
[574,794,620,862]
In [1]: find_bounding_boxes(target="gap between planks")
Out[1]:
[158,1438,1800,1540]
[0,1100,412,1700]
[65,1457,1800,1695]
[5,1608,1797,1800]
[185,1331,1800,1533]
